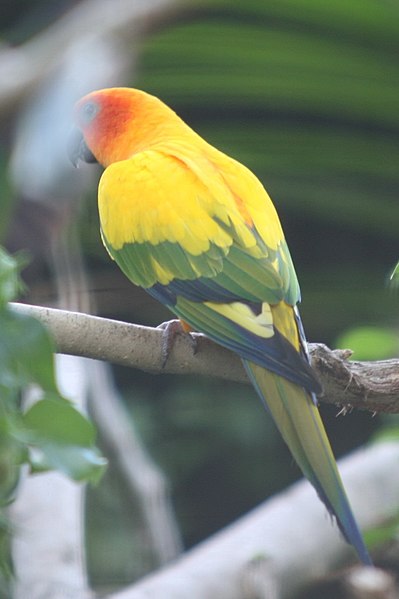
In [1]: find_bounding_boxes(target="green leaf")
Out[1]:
[371,426,399,445]
[0,309,57,392]
[0,249,24,307]
[335,325,399,360]
[20,399,107,483]
[22,398,96,447]
[29,444,107,484]
[0,427,23,504]
[363,513,399,550]
[390,262,399,287]
[0,511,13,585]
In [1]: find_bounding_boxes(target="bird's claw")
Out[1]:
[157,319,198,367]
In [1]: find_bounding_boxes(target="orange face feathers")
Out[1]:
[73,88,138,166]
[75,90,132,139]
[73,87,187,166]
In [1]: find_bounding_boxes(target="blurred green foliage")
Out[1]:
[0,248,105,489]
[336,325,399,361]
[391,262,399,287]
[0,247,105,593]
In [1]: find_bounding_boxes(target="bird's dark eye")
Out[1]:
[81,101,99,124]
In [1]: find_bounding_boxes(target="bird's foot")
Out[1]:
[157,319,198,367]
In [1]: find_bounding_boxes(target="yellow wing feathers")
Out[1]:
[100,150,243,251]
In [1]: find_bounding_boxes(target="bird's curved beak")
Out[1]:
[68,127,98,167]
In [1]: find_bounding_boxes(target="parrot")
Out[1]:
[69,87,371,565]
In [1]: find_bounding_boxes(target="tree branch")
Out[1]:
[10,302,399,413]
[86,359,183,564]
[104,442,399,599]
[0,0,180,113]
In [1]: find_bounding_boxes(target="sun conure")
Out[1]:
[70,87,371,565]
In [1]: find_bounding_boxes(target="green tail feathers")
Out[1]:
[244,360,372,565]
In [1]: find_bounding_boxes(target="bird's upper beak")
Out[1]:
[68,127,98,167]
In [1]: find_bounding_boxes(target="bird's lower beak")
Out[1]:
[68,127,98,167]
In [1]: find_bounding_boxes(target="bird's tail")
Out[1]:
[244,360,372,565]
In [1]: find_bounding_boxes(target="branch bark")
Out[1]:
[104,442,399,599]
[9,302,399,413]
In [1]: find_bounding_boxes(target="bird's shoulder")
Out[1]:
[97,143,256,251]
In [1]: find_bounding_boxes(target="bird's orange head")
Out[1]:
[70,87,184,167]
